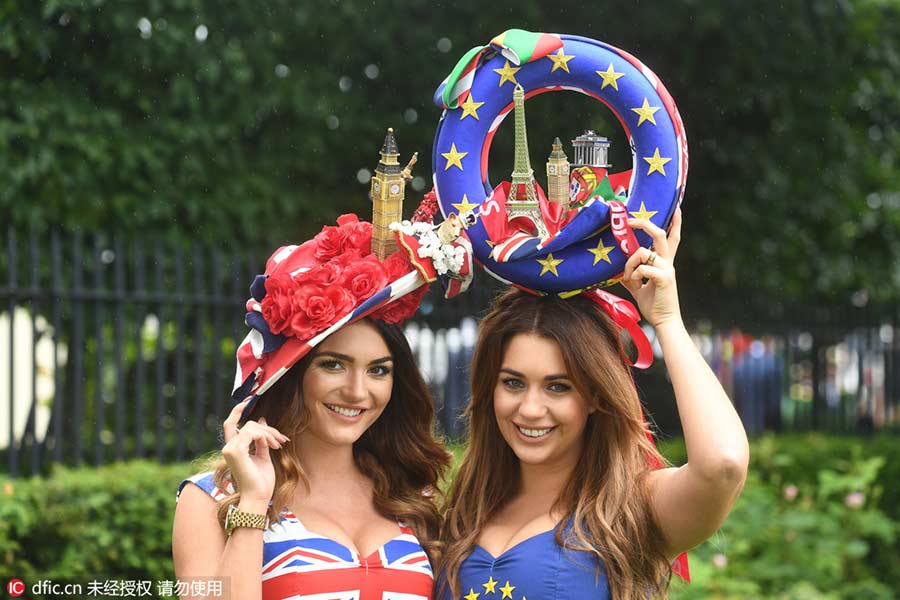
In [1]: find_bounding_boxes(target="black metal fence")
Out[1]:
[1,227,273,477]
[1,227,897,477]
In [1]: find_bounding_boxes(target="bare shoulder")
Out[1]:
[172,483,227,579]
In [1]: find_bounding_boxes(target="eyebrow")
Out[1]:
[500,367,569,381]
[316,351,393,365]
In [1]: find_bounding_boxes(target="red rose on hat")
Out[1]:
[371,251,425,324]
[290,284,355,340]
[341,255,388,302]
[374,285,428,324]
[342,220,373,255]
[261,272,298,335]
[306,250,361,286]
[313,225,345,261]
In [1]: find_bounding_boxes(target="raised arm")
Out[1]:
[621,208,749,557]
[172,400,289,600]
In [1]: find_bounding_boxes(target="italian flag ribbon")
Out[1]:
[436,29,563,109]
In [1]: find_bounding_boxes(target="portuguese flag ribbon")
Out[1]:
[437,30,563,109]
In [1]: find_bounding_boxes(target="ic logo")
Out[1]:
[6,579,25,597]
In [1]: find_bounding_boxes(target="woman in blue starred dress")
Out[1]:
[437,210,750,599]
[173,179,474,599]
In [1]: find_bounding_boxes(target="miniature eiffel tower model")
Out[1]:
[506,85,549,238]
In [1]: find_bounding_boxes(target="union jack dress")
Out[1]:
[178,472,434,600]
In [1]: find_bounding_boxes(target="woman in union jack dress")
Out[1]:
[437,210,750,600]
[173,205,474,600]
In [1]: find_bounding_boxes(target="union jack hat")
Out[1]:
[232,208,473,422]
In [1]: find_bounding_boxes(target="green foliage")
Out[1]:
[661,435,899,598]
[1,1,899,317]
[0,460,187,589]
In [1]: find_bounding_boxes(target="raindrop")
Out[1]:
[100,249,115,264]
[339,76,353,92]
[58,12,71,26]
[137,17,152,39]
[866,193,881,209]
[364,64,380,79]
[326,115,340,130]
[195,24,209,42]
[411,176,426,191]
[851,289,869,307]
[155,18,168,31]
[357,168,372,183]
[796,332,813,352]
[275,64,290,78]
[879,324,894,344]
[404,108,418,124]
[437,37,452,53]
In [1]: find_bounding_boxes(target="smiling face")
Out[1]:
[300,320,394,448]
[493,332,594,469]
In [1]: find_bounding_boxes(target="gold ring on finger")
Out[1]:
[646,250,658,266]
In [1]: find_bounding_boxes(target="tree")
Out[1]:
[1,0,898,321]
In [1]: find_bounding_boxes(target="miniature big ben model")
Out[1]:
[371,128,415,260]
[546,137,570,207]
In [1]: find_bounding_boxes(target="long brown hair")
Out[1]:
[205,318,451,562]
[439,289,672,599]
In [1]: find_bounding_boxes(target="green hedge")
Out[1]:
[0,460,190,598]
[1,436,897,599]
[661,434,899,599]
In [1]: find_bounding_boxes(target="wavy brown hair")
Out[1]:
[203,318,451,562]
[439,289,672,599]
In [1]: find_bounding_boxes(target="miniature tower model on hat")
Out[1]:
[546,137,570,207]
[371,128,416,260]
[506,85,549,239]
[571,130,611,168]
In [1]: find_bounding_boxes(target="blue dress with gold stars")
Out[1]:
[442,526,610,600]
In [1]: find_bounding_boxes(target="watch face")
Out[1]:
[548,165,557,174]
[225,504,237,532]
[390,183,400,195]
[373,181,381,193]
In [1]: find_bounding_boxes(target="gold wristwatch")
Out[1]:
[224,504,269,537]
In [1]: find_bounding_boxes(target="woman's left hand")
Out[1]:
[620,207,683,328]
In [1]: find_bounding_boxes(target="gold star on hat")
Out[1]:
[643,147,671,176]
[442,143,468,171]
[547,48,575,73]
[596,63,625,90]
[459,94,485,120]
[537,253,564,277]
[588,240,614,265]
[452,194,479,214]
[494,60,521,86]
[631,97,661,127]
[630,201,658,221]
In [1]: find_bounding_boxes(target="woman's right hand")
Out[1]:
[221,400,290,503]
